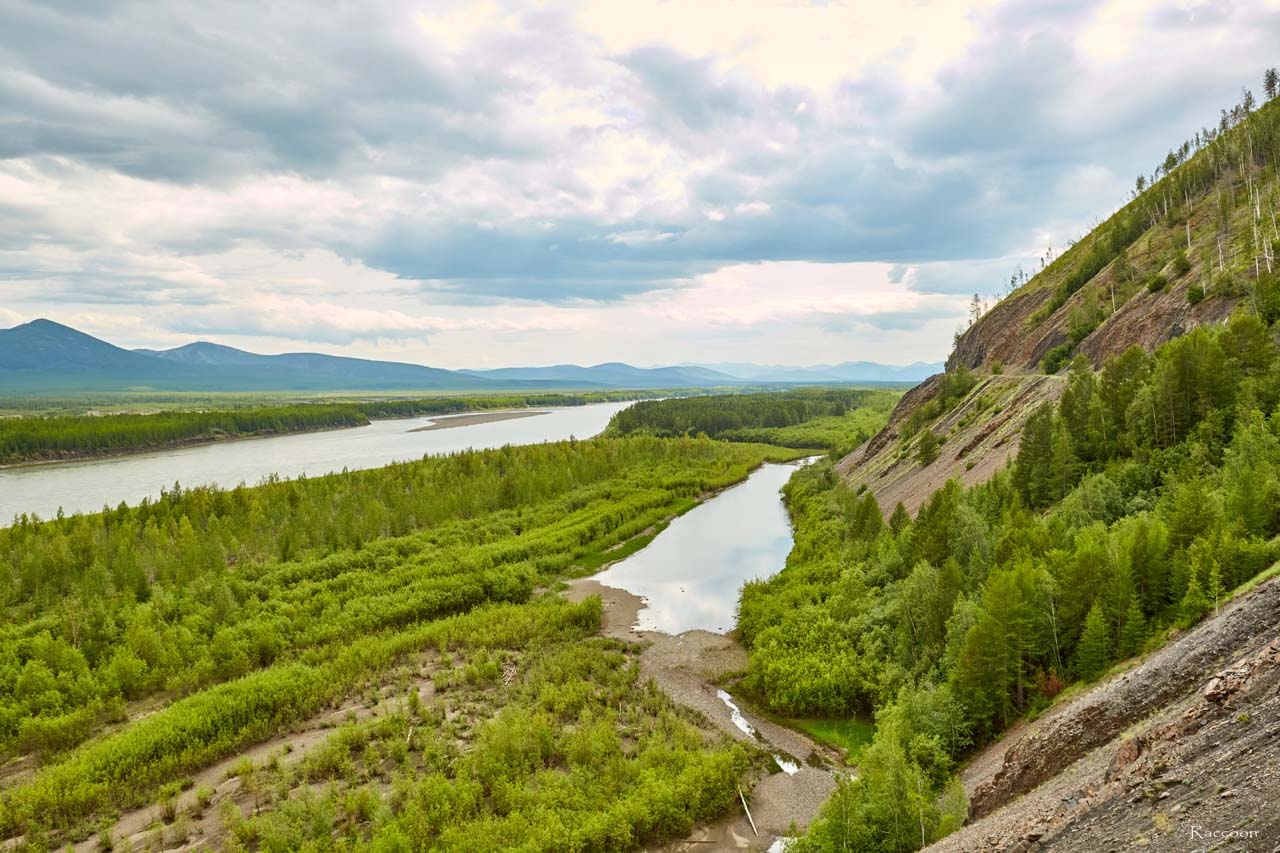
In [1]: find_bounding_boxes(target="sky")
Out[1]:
[2,1,1279,368]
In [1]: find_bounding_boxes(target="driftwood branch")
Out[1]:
[738,787,758,837]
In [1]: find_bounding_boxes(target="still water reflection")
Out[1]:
[595,457,815,634]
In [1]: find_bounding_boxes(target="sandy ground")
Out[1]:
[409,410,548,432]
[61,664,443,853]
[566,578,839,852]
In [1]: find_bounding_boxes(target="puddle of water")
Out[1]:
[716,689,799,775]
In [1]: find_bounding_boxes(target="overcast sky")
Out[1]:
[2,1,1278,368]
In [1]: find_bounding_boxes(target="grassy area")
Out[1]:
[790,717,876,761]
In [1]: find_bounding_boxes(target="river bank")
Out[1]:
[566,577,838,851]
[408,409,549,432]
[0,420,371,471]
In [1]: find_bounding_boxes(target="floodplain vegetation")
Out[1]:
[0,436,806,850]
[606,387,901,456]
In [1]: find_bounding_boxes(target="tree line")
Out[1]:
[606,388,900,454]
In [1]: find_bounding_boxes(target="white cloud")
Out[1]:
[2,0,1279,367]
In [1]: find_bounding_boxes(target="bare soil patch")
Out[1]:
[409,410,548,432]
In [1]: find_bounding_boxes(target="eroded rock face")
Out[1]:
[1105,737,1142,782]
[1203,638,1280,705]
[969,577,1280,819]
[925,604,1280,853]
[838,374,1064,516]
[947,275,1238,376]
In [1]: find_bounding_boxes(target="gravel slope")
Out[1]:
[926,575,1280,853]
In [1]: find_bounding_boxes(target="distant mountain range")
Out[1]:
[682,361,946,384]
[0,319,942,394]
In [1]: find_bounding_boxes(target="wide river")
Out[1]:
[0,401,635,524]
[595,457,814,634]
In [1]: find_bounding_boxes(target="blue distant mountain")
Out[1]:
[0,319,934,394]
[683,361,943,383]
[457,363,739,388]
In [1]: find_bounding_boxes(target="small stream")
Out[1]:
[594,453,819,824]
[717,688,800,775]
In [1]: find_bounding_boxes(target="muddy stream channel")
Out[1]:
[567,457,844,852]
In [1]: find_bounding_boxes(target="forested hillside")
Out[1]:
[738,71,1280,852]
[951,76,1280,375]
[748,309,1280,853]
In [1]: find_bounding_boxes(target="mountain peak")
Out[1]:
[15,317,86,335]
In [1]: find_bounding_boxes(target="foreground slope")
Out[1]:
[927,571,1280,852]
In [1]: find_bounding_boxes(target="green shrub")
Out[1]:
[916,430,941,466]
[1041,344,1074,374]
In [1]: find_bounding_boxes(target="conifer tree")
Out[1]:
[889,502,911,536]
[1118,597,1147,658]
[1074,602,1111,680]
[1180,565,1210,627]
[1013,403,1054,507]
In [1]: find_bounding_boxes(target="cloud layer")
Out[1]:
[2,0,1278,366]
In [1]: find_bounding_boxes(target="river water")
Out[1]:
[594,457,814,634]
[0,401,634,524]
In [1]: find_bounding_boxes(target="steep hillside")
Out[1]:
[950,94,1280,377]
[758,80,1280,853]
[926,571,1280,853]
[837,373,1062,513]
[844,89,1280,515]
